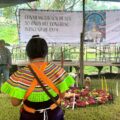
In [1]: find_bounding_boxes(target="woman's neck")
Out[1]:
[30,58,45,63]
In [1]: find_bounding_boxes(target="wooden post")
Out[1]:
[80,0,86,85]
[110,66,112,73]
[97,66,103,79]
[61,47,64,68]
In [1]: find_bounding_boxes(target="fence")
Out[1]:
[10,43,120,65]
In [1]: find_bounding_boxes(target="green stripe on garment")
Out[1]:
[57,75,75,93]
[1,75,75,102]
[1,82,57,102]
[1,82,26,99]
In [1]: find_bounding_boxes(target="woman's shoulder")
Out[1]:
[47,62,58,67]
[45,62,61,70]
[1,66,35,100]
[8,66,34,87]
[13,66,32,77]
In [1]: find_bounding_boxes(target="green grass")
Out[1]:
[0,79,120,120]
[1,95,120,120]
[65,99,120,120]
[0,94,19,120]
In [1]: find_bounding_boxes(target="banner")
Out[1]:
[85,10,120,44]
[85,11,106,43]
[19,10,82,44]
[19,9,120,44]
[106,10,120,43]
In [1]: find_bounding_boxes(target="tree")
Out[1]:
[3,7,15,19]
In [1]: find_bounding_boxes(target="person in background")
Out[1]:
[1,35,75,120]
[0,40,11,92]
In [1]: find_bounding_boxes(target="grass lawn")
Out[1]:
[0,79,120,120]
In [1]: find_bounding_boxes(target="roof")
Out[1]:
[0,0,37,8]
[94,0,120,2]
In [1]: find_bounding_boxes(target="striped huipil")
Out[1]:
[1,62,75,120]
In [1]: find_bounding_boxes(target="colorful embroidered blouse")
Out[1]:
[1,62,75,102]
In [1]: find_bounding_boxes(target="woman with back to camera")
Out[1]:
[1,35,75,120]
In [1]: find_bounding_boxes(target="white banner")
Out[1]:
[84,10,120,44]
[106,10,120,43]
[19,10,120,44]
[19,10,82,44]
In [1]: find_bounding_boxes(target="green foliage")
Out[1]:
[50,0,65,10]
[86,0,120,10]
[0,24,18,45]
[3,7,15,19]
